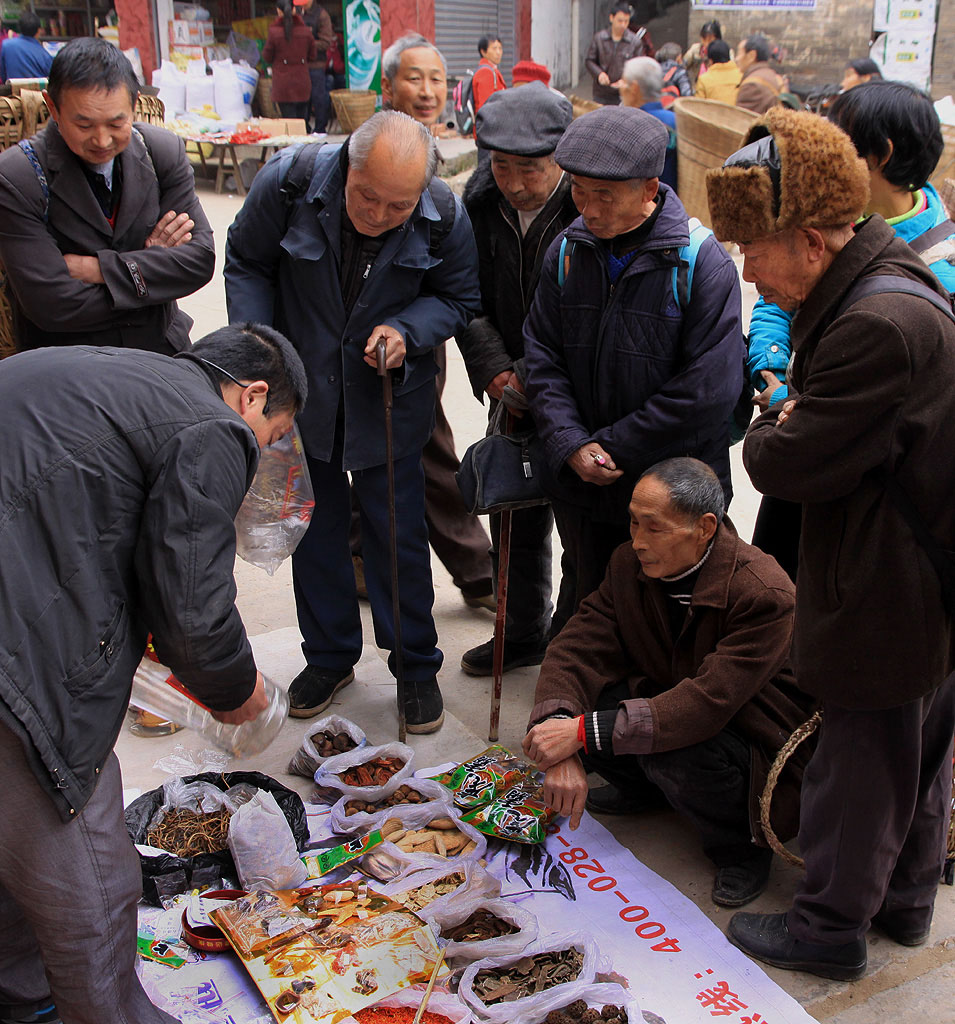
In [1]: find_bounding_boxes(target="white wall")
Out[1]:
[531,0,595,90]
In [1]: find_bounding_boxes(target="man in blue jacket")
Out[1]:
[0,12,52,82]
[523,105,744,639]
[225,111,481,733]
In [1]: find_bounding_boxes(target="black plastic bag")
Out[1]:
[124,771,308,906]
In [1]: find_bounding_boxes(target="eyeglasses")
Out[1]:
[198,357,271,414]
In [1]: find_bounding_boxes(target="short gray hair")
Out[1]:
[639,457,725,523]
[381,32,446,83]
[348,110,439,188]
[621,56,663,102]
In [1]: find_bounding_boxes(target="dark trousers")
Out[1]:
[0,720,179,1024]
[582,683,758,866]
[551,500,630,636]
[489,502,553,643]
[278,100,310,120]
[308,67,329,131]
[788,674,955,945]
[294,446,442,682]
[751,494,801,583]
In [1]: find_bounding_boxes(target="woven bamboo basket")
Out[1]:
[254,76,282,118]
[330,89,377,133]
[0,96,23,152]
[672,97,759,227]
[567,93,600,119]
[135,93,166,125]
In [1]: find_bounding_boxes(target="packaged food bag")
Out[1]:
[329,777,452,835]
[461,771,556,844]
[436,745,533,809]
[287,714,367,779]
[227,789,308,890]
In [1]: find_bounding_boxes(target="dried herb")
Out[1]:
[146,808,231,856]
[542,1002,629,1024]
[472,947,584,1005]
[440,909,519,943]
[391,872,465,913]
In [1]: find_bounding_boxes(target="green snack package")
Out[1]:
[302,829,383,877]
[461,771,556,844]
[137,933,186,968]
[436,745,531,809]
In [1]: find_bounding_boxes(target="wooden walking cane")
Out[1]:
[376,338,406,742]
[489,411,515,742]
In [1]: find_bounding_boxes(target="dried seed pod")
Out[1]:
[566,1002,588,1019]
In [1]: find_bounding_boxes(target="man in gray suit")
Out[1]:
[0,37,214,355]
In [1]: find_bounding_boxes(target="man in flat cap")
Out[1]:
[456,82,579,676]
[523,105,743,638]
[707,108,955,980]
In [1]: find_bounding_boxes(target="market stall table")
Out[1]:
[184,135,288,196]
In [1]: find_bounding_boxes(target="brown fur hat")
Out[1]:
[705,107,869,242]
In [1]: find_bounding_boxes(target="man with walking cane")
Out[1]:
[225,111,480,733]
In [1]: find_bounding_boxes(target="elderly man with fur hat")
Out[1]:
[707,108,955,980]
[522,105,744,636]
[457,82,579,676]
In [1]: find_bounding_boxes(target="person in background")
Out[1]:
[471,35,506,115]
[263,0,316,121]
[655,42,693,105]
[325,24,346,97]
[0,11,51,82]
[296,0,333,131]
[694,40,741,105]
[586,2,650,106]
[735,34,784,114]
[841,57,882,92]
[683,19,722,85]
[458,83,578,676]
[512,59,553,87]
[617,56,678,192]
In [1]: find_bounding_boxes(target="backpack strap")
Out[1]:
[425,176,457,256]
[908,219,955,256]
[279,141,325,213]
[131,125,157,177]
[557,235,574,287]
[17,139,49,223]
[834,275,955,324]
[671,217,711,309]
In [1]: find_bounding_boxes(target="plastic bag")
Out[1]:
[328,776,451,835]
[458,930,600,1023]
[377,858,501,923]
[235,425,315,575]
[228,789,308,890]
[125,771,308,905]
[359,803,486,884]
[361,985,474,1023]
[228,29,262,68]
[152,744,230,776]
[185,71,216,114]
[432,896,538,964]
[235,61,259,112]
[146,776,237,833]
[510,983,642,1024]
[153,59,187,118]
[287,713,367,779]
[312,741,415,804]
[212,59,247,121]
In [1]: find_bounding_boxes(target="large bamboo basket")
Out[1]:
[567,93,600,119]
[673,97,759,226]
[330,89,377,132]
[135,93,166,126]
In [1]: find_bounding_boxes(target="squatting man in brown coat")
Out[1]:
[707,108,955,980]
[523,457,813,909]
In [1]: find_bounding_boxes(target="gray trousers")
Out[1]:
[0,718,180,1024]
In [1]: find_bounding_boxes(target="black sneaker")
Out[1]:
[460,636,548,676]
[727,911,868,982]
[712,850,773,907]
[0,1006,61,1024]
[402,678,444,734]
[288,666,355,718]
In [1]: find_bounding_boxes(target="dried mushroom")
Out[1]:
[471,948,584,1005]
[440,908,519,943]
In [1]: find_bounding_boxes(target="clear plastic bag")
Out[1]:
[312,741,415,804]
[458,930,600,1023]
[287,714,367,779]
[147,776,239,832]
[510,983,642,1024]
[378,859,501,923]
[235,426,315,576]
[328,777,451,835]
[151,745,231,776]
[431,896,538,964]
[227,789,308,891]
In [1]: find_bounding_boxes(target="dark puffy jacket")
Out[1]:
[458,159,579,399]
[523,185,743,523]
[0,347,259,820]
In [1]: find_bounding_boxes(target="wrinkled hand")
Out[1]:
[567,443,623,485]
[364,325,406,369]
[63,253,104,284]
[486,369,520,402]
[146,210,195,248]
[523,717,582,771]
[540,755,589,830]
[753,370,785,412]
[777,398,797,425]
[211,671,269,725]
[598,71,611,86]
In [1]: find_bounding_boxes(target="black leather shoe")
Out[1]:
[402,678,445,734]
[727,911,867,981]
[585,783,668,816]
[712,851,773,907]
[288,666,355,718]
[872,908,932,946]
[460,636,547,676]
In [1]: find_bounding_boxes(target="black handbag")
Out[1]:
[456,425,549,515]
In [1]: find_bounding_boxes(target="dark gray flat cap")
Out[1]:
[475,81,573,157]
[555,105,668,180]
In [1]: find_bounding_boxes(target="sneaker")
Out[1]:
[712,850,773,907]
[460,636,547,676]
[402,678,444,734]
[585,783,669,816]
[727,911,867,982]
[463,591,496,612]
[288,666,355,718]
[0,1005,61,1024]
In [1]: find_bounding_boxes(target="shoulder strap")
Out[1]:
[426,177,457,256]
[131,125,157,178]
[280,142,325,213]
[557,235,574,287]
[16,138,49,223]
[671,216,711,309]
[908,219,955,257]
[834,275,955,325]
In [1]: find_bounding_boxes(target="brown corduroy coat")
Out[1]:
[530,518,814,844]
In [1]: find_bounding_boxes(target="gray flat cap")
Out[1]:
[555,106,668,180]
[475,81,573,157]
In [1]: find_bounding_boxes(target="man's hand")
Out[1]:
[63,254,104,284]
[523,716,583,771]
[598,71,611,86]
[540,755,589,830]
[777,398,797,425]
[486,369,520,403]
[364,325,406,369]
[211,671,269,724]
[146,210,195,248]
[567,443,623,485]
[753,370,785,412]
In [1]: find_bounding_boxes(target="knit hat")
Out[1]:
[476,81,572,156]
[555,105,668,180]
[705,107,870,242]
[512,60,551,86]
